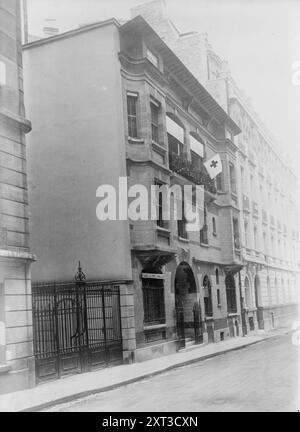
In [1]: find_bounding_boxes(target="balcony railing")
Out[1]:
[242,194,250,212]
[169,153,217,194]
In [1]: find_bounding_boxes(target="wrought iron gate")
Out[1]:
[175,298,185,349]
[32,268,123,382]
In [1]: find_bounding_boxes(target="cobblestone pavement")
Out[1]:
[45,333,299,412]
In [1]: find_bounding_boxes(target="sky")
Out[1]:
[26,0,300,179]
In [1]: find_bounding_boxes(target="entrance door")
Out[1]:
[174,262,198,343]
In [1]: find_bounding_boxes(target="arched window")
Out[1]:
[212,217,217,236]
[203,275,213,317]
[215,268,219,284]
[225,274,237,313]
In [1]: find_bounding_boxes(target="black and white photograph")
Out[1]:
[0,0,299,416]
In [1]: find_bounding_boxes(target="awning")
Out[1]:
[190,135,204,158]
[166,116,184,143]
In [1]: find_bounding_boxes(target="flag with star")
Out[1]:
[204,153,222,179]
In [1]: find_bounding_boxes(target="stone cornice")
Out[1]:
[0,109,31,134]
[0,249,36,262]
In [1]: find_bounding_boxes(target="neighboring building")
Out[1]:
[0,0,35,394]
[130,0,300,332]
[23,9,244,382]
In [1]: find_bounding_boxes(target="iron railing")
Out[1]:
[169,152,217,194]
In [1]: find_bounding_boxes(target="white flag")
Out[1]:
[204,153,222,179]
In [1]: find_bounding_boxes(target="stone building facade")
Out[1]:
[131,0,299,336]
[21,0,299,385]
[0,0,35,394]
[23,11,246,368]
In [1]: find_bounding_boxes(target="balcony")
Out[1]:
[169,153,217,194]
[242,194,250,212]
[252,201,259,218]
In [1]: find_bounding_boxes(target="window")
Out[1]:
[244,221,249,247]
[190,133,204,169]
[212,217,217,236]
[177,198,187,239]
[200,204,208,244]
[168,133,182,156]
[263,232,267,254]
[217,289,221,306]
[154,180,168,229]
[233,217,240,249]
[203,275,213,316]
[127,94,138,138]
[151,102,159,143]
[229,163,237,194]
[253,226,258,250]
[215,268,219,284]
[191,151,202,171]
[146,48,159,68]
[142,278,165,325]
[216,172,223,191]
[240,166,244,190]
[225,275,237,313]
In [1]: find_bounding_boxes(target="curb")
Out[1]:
[21,331,288,412]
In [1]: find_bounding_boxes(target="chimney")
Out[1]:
[131,0,168,24]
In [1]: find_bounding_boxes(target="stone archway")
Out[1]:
[174,262,198,340]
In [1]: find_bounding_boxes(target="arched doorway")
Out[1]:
[174,262,198,343]
[254,275,264,329]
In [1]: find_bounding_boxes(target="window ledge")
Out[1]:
[228,312,238,317]
[144,323,167,331]
[200,242,209,248]
[128,137,144,144]
[178,236,189,243]
[0,364,11,375]
[205,316,214,321]
[151,141,166,154]
[156,226,170,233]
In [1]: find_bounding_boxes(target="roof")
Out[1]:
[120,15,240,135]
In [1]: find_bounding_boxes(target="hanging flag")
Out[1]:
[204,153,222,179]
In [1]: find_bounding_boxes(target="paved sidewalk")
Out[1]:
[0,327,290,412]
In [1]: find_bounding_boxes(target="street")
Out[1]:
[45,334,299,412]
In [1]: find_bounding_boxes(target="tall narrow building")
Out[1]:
[0,0,35,393]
